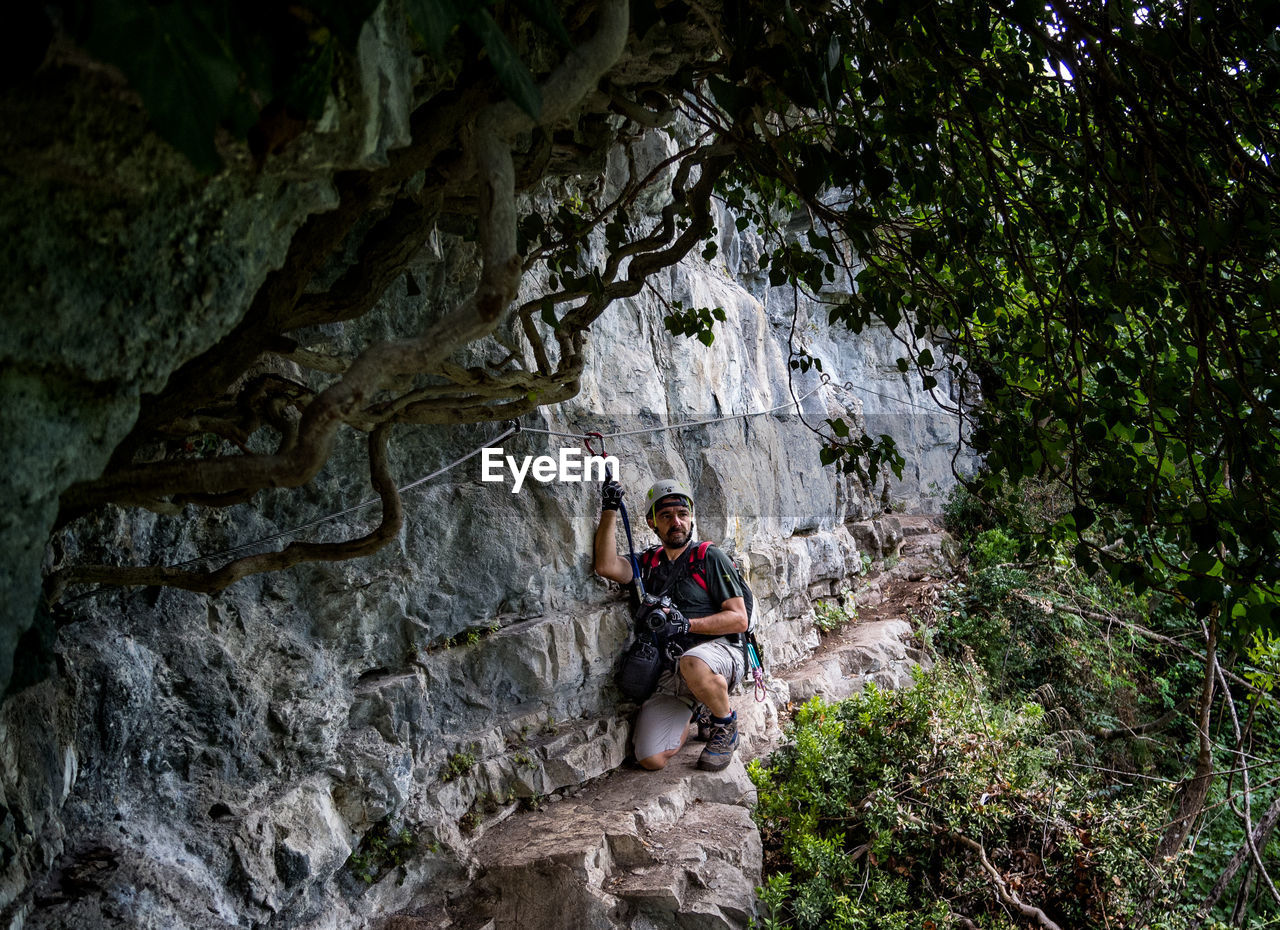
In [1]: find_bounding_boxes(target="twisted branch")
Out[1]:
[901,810,1064,930]
[50,0,631,596]
[48,423,402,598]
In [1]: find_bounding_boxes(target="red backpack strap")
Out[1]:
[643,546,662,570]
[688,541,712,591]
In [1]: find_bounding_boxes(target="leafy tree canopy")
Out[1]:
[36,0,1280,649]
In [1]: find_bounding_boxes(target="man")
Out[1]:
[594,477,748,772]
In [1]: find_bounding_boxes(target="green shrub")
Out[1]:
[749,666,1184,929]
[969,527,1020,569]
[942,482,991,541]
[813,591,856,634]
[345,818,417,885]
[441,748,477,782]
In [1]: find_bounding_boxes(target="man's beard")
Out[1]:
[662,525,691,548]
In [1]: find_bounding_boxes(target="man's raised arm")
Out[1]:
[593,479,634,584]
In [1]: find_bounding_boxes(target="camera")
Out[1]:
[617,593,688,701]
[635,593,675,632]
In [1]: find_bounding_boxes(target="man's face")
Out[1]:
[652,501,692,549]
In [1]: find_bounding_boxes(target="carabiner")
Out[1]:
[584,430,607,458]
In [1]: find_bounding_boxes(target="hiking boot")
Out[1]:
[697,711,738,771]
[691,704,712,742]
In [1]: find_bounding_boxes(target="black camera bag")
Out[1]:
[616,639,663,701]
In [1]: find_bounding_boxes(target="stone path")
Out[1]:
[387,516,954,929]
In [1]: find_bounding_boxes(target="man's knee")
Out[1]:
[679,654,713,678]
[638,744,682,770]
[637,752,671,771]
[680,654,725,688]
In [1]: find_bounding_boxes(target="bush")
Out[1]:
[942,482,992,541]
[345,817,417,885]
[813,590,856,635]
[969,528,1020,569]
[749,666,1185,929]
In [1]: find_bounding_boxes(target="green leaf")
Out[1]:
[781,0,804,36]
[1074,543,1099,575]
[1071,504,1096,531]
[87,0,241,172]
[1187,551,1221,575]
[708,76,751,115]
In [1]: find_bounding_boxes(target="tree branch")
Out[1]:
[58,0,630,517]
[901,810,1064,930]
[1158,610,1218,859]
[1197,793,1280,920]
[1212,656,1280,909]
[48,424,402,599]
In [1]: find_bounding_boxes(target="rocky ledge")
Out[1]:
[381,517,953,930]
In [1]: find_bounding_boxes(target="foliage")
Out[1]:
[344,817,418,885]
[967,528,1020,570]
[937,483,1187,734]
[928,483,1280,924]
[662,301,728,347]
[792,2,1280,631]
[1243,630,1280,703]
[441,748,476,782]
[813,590,856,635]
[749,668,1186,929]
[942,483,994,541]
[1180,777,1280,924]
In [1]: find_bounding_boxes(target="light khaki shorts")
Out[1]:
[632,638,744,762]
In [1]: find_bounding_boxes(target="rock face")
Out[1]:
[408,523,952,930]
[0,14,976,930]
[0,7,420,692]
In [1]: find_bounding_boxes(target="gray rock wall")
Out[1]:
[0,2,420,694]
[3,210,970,928]
[0,17,976,930]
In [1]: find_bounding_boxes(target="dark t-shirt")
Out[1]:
[641,543,746,620]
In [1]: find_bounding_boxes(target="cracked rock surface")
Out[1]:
[396,520,954,930]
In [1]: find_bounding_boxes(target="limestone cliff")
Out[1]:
[0,8,972,928]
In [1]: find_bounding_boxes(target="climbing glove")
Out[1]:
[601,478,625,512]
[659,606,690,639]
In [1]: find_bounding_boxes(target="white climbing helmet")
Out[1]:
[644,478,695,521]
